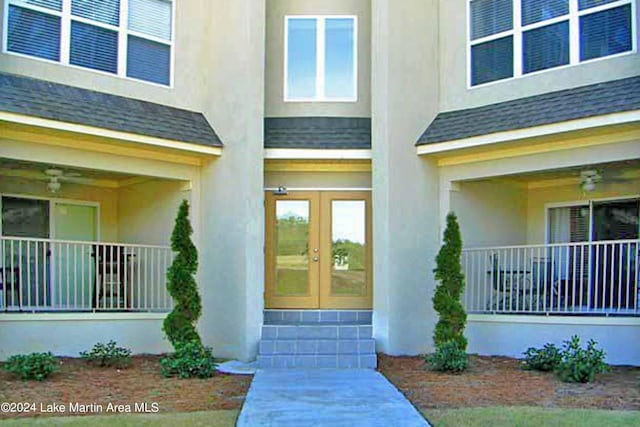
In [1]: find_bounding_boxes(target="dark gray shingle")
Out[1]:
[0,72,222,147]
[265,117,371,149]
[417,76,640,145]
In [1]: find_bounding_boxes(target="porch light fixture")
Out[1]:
[45,169,63,193]
[580,170,601,193]
[274,186,288,196]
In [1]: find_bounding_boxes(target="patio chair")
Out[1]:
[92,245,130,310]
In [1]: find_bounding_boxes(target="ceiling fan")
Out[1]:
[44,168,82,193]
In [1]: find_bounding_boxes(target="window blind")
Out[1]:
[70,21,118,73]
[580,5,632,61]
[71,0,120,26]
[522,0,568,26]
[128,0,172,41]
[523,21,569,73]
[470,0,513,40]
[21,0,62,11]
[471,36,513,85]
[7,5,61,61]
[579,0,619,10]
[127,35,170,85]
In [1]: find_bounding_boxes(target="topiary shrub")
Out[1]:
[426,340,467,373]
[555,335,609,383]
[432,212,468,353]
[522,343,562,372]
[80,341,132,368]
[163,200,203,348]
[3,352,59,381]
[160,341,216,379]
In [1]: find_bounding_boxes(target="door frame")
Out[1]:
[264,190,372,309]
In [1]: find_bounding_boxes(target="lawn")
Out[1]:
[425,407,640,427]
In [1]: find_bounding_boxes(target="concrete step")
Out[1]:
[256,353,377,369]
[264,309,372,325]
[261,324,373,340]
[259,339,376,355]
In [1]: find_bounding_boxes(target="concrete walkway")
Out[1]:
[236,369,431,427]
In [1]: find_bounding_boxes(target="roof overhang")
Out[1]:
[416,110,640,156]
[0,111,223,157]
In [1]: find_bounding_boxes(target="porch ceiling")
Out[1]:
[0,157,162,189]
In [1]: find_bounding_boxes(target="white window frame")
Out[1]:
[2,0,175,88]
[467,0,637,88]
[284,15,358,102]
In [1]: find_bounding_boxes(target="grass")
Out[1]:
[0,410,238,427]
[424,407,640,427]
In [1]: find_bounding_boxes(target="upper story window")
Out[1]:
[469,0,635,86]
[285,16,357,102]
[4,0,173,86]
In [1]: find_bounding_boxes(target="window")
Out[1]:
[285,16,357,102]
[4,0,173,86]
[469,0,635,86]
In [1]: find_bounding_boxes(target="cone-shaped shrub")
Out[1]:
[163,200,202,348]
[432,212,467,351]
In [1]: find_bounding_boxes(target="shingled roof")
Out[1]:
[0,72,222,147]
[265,117,371,149]
[417,76,640,146]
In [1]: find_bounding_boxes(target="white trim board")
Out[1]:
[0,111,223,156]
[416,110,640,156]
[264,148,371,160]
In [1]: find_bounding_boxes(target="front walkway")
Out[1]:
[236,369,430,426]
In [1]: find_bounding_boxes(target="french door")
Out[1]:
[264,191,372,309]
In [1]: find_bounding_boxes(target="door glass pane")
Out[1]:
[331,201,366,296]
[1,197,51,308]
[275,201,310,296]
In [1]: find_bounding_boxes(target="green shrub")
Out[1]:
[555,335,609,383]
[3,352,59,381]
[426,341,468,373]
[522,343,562,372]
[80,341,132,368]
[163,200,203,349]
[160,341,216,379]
[432,212,468,352]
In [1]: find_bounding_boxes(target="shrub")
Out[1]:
[3,352,59,381]
[426,341,467,373]
[163,200,203,349]
[160,341,216,379]
[555,335,609,383]
[432,212,468,352]
[80,341,132,368]
[522,343,562,372]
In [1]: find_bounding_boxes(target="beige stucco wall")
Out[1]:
[117,179,191,246]
[265,0,371,117]
[0,175,119,241]
[371,0,441,355]
[451,180,527,248]
[264,171,371,189]
[439,0,640,111]
[0,0,212,112]
[526,179,640,245]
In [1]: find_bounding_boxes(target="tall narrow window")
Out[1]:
[285,16,357,101]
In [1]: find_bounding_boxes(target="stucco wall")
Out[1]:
[439,0,640,111]
[452,180,527,248]
[117,179,191,246]
[526,179,640,244]
[371,0,441,355]
[0,0,212,111]
[0,175,119,241]
[265,0,371,117]
[468,316,640,366]
[264,171,371,189]
[0,315,171,360]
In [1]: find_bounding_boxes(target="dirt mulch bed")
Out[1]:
[378,354,640,412]
[0,355,252,419]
